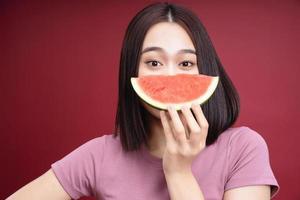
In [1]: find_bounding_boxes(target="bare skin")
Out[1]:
[6,169,71,199]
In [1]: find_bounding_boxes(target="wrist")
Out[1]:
[163,167,193,177]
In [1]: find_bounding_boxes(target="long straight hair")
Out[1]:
[114,2,240,152]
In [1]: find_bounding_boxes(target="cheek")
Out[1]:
[137,64,143,77]
[140,100,189,130]
[138,64,154,77]
[138,60,149,76]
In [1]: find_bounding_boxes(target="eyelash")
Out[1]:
[145,60,195,68]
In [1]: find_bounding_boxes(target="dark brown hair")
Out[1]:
[114,2,240,152]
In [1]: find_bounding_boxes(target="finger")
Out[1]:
[180,106,201,143]
[167,105,187,144]
[179,113,190,139]
[191,103,209,141]
[160,111,176,145]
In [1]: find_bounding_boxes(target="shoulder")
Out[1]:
[80,134,119,147]
[76,134,107,152]
[58,134,119,160]
[218,126,268,150]
[217,126,272,171]
[220,126,280,198]
[214,126,271,162]
[84,134,122,156]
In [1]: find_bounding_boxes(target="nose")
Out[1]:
[166,65,176,76]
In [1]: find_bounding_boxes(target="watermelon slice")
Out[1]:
[130,73,219,110]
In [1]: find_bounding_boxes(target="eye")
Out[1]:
[145,60,162,67]
[179,61,195,68]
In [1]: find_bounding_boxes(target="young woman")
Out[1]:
[7,2,279,200]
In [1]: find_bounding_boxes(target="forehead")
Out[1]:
[141,22,195,54]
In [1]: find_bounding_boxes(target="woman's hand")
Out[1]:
[160,103,208,175]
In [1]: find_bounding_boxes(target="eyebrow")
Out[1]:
[141,46,196,55]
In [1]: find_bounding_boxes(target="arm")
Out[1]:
[223,185,271,200]
[164,170,271,200]
[160,107,276,200]
[164,163,271,200]
[160,104,208,200]
[6,169,71,200]
[223,127,279,199]
[164,169,205,200]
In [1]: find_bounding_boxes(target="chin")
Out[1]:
[140,101,188,128]
[140,101,161,119]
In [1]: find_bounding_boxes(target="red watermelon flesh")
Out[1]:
[131,73,219,110]
[138,74,212,103]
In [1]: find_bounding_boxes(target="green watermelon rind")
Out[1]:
[130,75,219,111]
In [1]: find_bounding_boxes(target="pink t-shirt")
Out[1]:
[51,126,279,200]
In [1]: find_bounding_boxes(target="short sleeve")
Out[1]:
[51,135,106,199]
[225,127,280,199]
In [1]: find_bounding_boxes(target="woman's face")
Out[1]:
[138,22,199,119]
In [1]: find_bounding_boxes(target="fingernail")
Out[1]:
[160,110,164,116]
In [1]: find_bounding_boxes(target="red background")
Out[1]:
[1,1,299,199]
